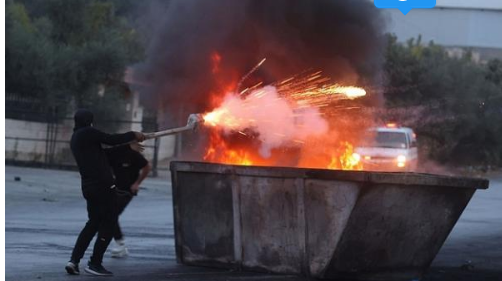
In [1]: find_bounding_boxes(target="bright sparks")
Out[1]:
[205,71,367,129]
[275,71,367,108]
[331,86,366,99]
[202,65,368,171]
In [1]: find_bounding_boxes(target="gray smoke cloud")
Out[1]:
[134,0,386,129]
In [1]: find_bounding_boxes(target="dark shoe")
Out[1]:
[84,262,113,276]
[65,261,80,275]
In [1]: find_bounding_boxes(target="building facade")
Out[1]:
[377,0,502,61]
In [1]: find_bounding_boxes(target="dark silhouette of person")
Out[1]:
[65,109,145,276]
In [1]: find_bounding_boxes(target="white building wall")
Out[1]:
[5,117,176,167]
[5,119,50,162]
[370,0,502,60]
[5,119,74,163]
[383,8,502,49]
[144,137,176,163]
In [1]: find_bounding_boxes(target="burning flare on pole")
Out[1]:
[201,67,368,169]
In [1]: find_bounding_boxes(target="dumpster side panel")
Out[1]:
[176,172,236,267]
[304,180,360,277]
[170,162,487,281]
[239,176,303,274]
[325,184,476,280]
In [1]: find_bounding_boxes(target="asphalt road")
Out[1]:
[5,166,502,281]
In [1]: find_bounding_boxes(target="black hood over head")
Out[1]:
[74,109,94,131]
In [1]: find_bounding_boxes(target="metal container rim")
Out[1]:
[170,161,489,190]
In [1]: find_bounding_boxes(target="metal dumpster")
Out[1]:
[170,161,489,280]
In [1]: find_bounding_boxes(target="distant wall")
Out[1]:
[5,118,74,164]
[5,118,176,169]
[142,136,176,167]
[6,119,48,162]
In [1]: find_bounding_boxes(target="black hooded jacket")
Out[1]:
[71,109,136,192]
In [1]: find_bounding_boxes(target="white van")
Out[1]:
[353,124,418,171]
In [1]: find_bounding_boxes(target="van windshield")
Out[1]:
[374,132,408,148]
[361,131,408,149]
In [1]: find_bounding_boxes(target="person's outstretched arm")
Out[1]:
[89,128,145,145]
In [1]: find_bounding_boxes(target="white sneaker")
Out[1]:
[111,240,129,258]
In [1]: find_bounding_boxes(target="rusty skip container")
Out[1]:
[170,161,489,281]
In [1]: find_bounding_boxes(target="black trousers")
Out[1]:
[70,186,118,265]
[113,190,133,241]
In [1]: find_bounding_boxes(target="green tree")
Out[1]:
[384,34,502,167]
[6,0,144,125]
[6,1,56,103]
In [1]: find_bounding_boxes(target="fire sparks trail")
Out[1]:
[204,71,367,131]
[330,86,367,99]
[202,67,367,171]
[276,71,367,108]
[237,58,267,94]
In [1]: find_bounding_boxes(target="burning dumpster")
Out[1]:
[170,161,488,280]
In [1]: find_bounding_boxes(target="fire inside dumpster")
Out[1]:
[137,1,491,280]
[170,161,489,281]
[196,52,416,173]
[165,47,490,281]
[201,66,369,172]
[155,36,491,281]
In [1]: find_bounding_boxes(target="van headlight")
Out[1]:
[397,155,406,167]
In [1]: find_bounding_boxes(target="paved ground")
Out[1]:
[5,166,502,281]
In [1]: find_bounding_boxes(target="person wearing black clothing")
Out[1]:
[105,144,151,258]
[65,109,145,276]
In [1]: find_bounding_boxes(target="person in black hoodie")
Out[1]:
[65,109,145,276]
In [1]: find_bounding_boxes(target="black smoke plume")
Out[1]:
[134,0,386,130]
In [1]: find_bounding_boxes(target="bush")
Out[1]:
[384,35,502,167]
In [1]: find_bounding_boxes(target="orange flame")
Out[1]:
[202,55,366,171]
[203,130,363,171]
[327,142,363,170]
[203,131,255,166]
